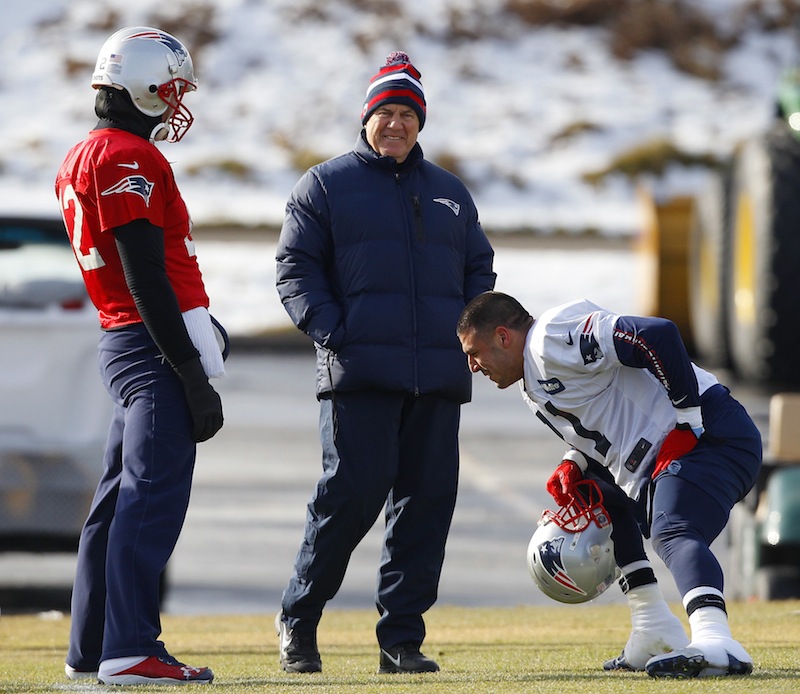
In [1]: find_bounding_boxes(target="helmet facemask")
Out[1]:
[541,479,611,532]
[157,77,196,142]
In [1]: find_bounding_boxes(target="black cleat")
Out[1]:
[378,643,440,674]
[603,651,638,671]
[646,647,753,679]
[275,611,322,673]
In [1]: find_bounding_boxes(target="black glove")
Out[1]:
[174,357,223,442]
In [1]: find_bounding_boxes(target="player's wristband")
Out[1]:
[675,405,703,438]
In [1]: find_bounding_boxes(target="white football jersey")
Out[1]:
[520,299,718,499]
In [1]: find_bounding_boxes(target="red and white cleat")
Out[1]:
[98,655,214,685]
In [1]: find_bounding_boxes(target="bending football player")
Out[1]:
[457,291,761,679]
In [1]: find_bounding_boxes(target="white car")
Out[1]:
[0,216,110,551]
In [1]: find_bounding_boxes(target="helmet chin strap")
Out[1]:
[149,122,170,143]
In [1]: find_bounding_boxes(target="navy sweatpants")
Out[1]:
[67,325,197,670]
[589,385,762,597]
[281,390,460,649]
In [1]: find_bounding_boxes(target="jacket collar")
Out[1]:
[354,129,423,173]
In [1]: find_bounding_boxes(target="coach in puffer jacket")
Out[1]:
[277,130,494,401]
[274,51,495,675]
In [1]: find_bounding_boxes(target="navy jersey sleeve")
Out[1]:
[612,315,700,410]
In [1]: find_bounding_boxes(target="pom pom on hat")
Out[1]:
[361,51,426,130]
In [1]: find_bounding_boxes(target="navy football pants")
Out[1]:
[67,325,196,669]
[281,390,460,649]
[591,385,761,597]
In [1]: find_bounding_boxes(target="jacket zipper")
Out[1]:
[412,194,424,242]
[397,175,420,395]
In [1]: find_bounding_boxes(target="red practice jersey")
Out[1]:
[55,128,209,329]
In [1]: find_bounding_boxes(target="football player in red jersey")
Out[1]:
[56,27,223,686]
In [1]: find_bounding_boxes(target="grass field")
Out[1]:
[1,601,799,692]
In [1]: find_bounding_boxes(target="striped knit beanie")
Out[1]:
[361,51,426,130]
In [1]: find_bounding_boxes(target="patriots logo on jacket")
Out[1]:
[101,176,155,206]
[538,536,588,597]
[433,198,460,216]
[579,313,603,365]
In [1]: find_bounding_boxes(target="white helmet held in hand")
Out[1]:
[527,479,619,604]
[92,26,197,141]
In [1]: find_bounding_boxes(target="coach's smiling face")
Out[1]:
[365,103,419,163]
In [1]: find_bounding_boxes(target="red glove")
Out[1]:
[546,460,583,506]
[653,426,699,479]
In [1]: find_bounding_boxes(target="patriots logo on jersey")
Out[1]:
[579,313,604,365]
[101,175,155,206]
[538,536,588,597]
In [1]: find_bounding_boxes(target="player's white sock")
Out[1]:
[610,562,688,670]
[622,582,689,669]
[683,587,752,667]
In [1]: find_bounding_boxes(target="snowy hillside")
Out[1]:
[2,0,798,235]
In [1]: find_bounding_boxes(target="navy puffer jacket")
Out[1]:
[276,132,496,403]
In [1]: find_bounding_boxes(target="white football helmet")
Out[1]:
[92,26,197,142]
[527,479,619,604]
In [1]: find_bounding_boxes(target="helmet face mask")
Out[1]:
[527,479,619,604]
[541,476,610,532]
[156,77,196,142]
[92,26,197,142]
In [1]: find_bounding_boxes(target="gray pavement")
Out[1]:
[165,347,561,615]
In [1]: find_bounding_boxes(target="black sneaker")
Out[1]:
[603,650,637,671]
[645,645,753,678]
[378,643,440,673]
[275,611,321,673]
